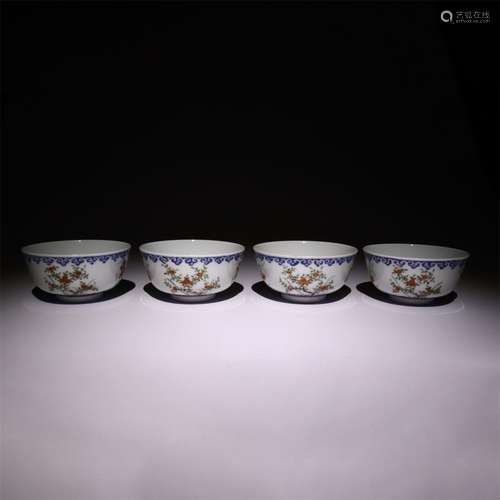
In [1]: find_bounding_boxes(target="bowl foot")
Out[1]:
[171,294,216,303]
[280,293,326,303]
[388,294,436,305]
[56,292,104,303]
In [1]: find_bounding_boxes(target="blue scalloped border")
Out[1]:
[141,252,244,265]
[255,252,355,267]
[365,253,467,269]
[24,250,129,266]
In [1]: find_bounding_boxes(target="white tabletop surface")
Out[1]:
[1,259,499,500]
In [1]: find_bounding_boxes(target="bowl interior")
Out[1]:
[364,243,469,260]
[140,239,244,257]
[253,241,357,258]
[22,240,130,257]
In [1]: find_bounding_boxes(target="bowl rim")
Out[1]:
[253,240,358,259]
[139,239,245,257]
[21,239,131,257]
[363,243,470,261]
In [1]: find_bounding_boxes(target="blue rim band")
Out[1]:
[141,252,244,265]
[364,253,467,269]
[24,250,129,265]
[255,252,355,267]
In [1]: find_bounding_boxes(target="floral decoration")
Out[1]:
[163,263,221,295]
[390,266,442,298]
[44,264,98,295]
[279,265,334,295]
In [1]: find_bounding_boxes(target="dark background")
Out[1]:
[2,2,498,274]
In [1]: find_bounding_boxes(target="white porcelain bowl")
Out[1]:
[253,241,358,303]
[22,240,130,301]
[363,243,470,304]
[140,239,245,302]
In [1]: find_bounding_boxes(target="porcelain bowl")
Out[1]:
[22,240,130,301]
[140,239,245,302]
[253,240,358,303]
[363,243,470,304]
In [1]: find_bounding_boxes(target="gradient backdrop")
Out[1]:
[1,4,499,500]
[2,2,498,276]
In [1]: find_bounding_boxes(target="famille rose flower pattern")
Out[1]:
[163,263,221,295]
[390,267,442,298]
[44,264,98,295]
[279,266,335,295]
[365,254,466,299]
[142,252,243,296]
[24,251,129,295]
[256,254,355,297]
